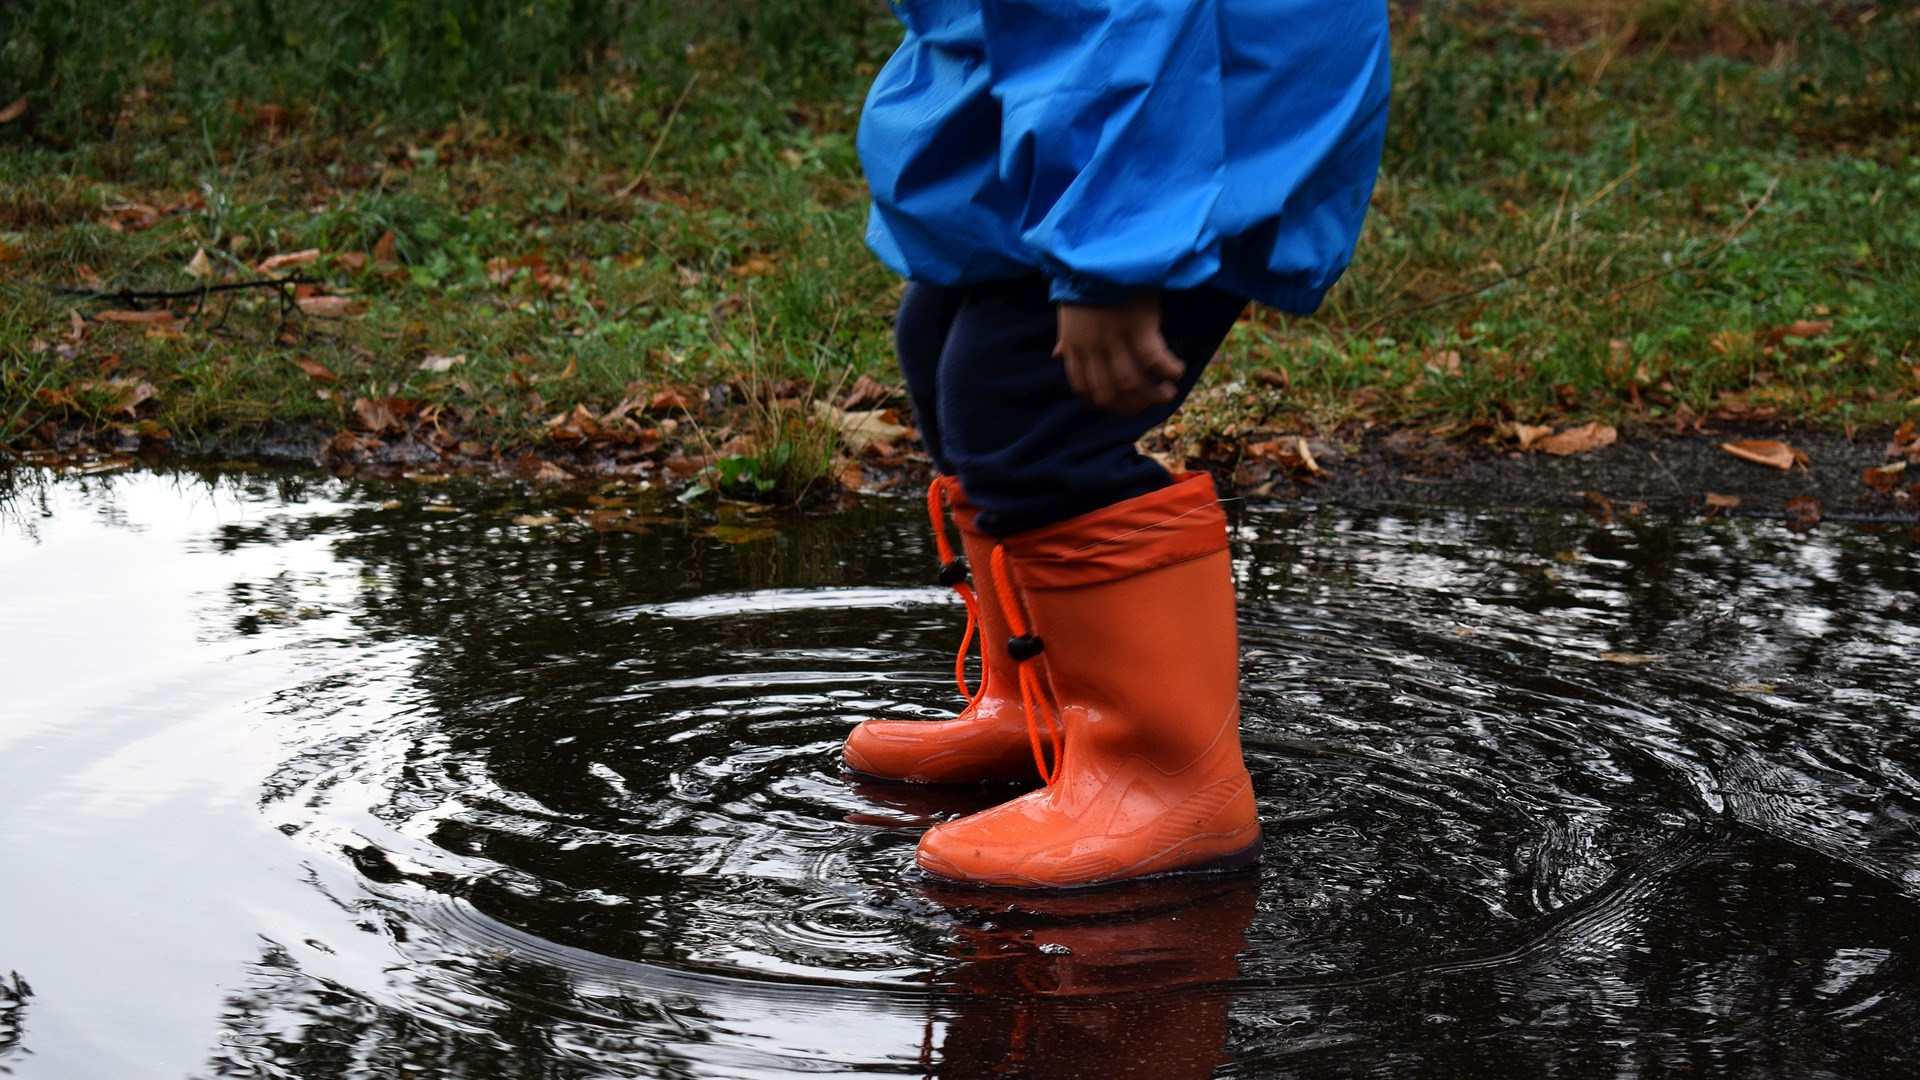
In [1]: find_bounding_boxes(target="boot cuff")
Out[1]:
[1002,472,1227,589]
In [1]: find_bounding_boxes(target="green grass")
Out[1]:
[2,0,1916,479]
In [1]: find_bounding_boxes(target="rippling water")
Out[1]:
[2,467,1917,1079]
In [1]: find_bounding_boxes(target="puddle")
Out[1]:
[1,468,1917,1078]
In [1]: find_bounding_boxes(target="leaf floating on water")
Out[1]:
[424,504,459,514]
[1721,439,1807,470]
[1861,461,1907,493]
[1728,683,1777,693]
[1598,652,1668,665]
[1536,422,1618,457]
[698,524,777,544]
[1785,495,1823,532]
[378,500,404,510]
[512,514,561,526]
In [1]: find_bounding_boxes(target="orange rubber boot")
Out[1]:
[915,472,1262,888]
[841,478,1044,784]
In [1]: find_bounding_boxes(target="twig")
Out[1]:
[1603,176,1778,303]
[616,73,700,199]
[48,275,314,304]
[1349,261,1544,338]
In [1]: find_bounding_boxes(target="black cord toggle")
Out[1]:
[1007,634,1044,662]
[938,558,969,587]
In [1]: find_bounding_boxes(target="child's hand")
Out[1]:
[1055,291,1187,415]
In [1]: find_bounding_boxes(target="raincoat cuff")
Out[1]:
[1045,271,1136,307]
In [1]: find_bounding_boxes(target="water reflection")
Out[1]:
[1,468,1917,1078]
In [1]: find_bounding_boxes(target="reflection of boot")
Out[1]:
[843,477,1044,784]
[917,473,1261,888]
[927,877,1257,1080]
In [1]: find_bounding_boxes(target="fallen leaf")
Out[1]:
[372,230,399,265]
[294,356,337,383]
[512,514,561,526]
[1704,492,1741,519]
[841,373,901,411]
[1537,422,1618,456]
[817,402,911,451]
[698,524,778,543]
[1582,491,1614,523]
[1513,423,1554,450]
[0,96,27,125]
[95,309,179,324]
[1293,435,1323,475]
[1860,461,1905,492]
[258,249,322,274]
[423,504,459,514]
[1785,495,1823,532]
[1598,652,1667,665]
[184,248,214,279]
[349,396,420,435]
[649,388,694,413]
[1782,319,1833,340]
[1721,439,1807,470]
[1728,684,1776,693]
[378,500,404,510]
[337,251,368,271]
[532,462,574,483]
[296,295,358,317]
[418,353,466,372]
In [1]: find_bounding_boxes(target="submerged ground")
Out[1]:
[2,466,1917,1078]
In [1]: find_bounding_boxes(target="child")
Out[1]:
[843,0,1391,888]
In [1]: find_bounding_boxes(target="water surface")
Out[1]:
[2,467,1917,1078]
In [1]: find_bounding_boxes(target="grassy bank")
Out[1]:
[2,0,1916,497]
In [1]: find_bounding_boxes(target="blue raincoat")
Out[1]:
[858,0,1391,312]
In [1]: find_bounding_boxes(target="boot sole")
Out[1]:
[917,833,1264,893]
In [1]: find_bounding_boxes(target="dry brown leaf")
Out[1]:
[1782,319,1833,339]
[512,515,562,527]
[532,462,574,483]
[182,248,214,279]
[1705,492,1741,510]
[1513,423,1554,450]
[294,356,337,383]
[841,373,900,411]
[418,353,466,372]
[372,230,399,265]
[1862,461,1908,493]
[818,402,912,451]
[296,295,358,317]
[95,309,179,324]
[1537,422,1618,456]
[0,97,27,125]
[258,249,322,274]
[648,388,694,413]
[1785,495,1823,531]
[1721,439,1807,470]
[1598,652,1668,665]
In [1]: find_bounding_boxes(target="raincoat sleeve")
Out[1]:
[980,0,1227,305]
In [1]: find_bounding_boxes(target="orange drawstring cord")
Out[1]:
[990,544,1063,786]
[928,478,984,706]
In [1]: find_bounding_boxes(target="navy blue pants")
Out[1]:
[896,277,1247,536]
